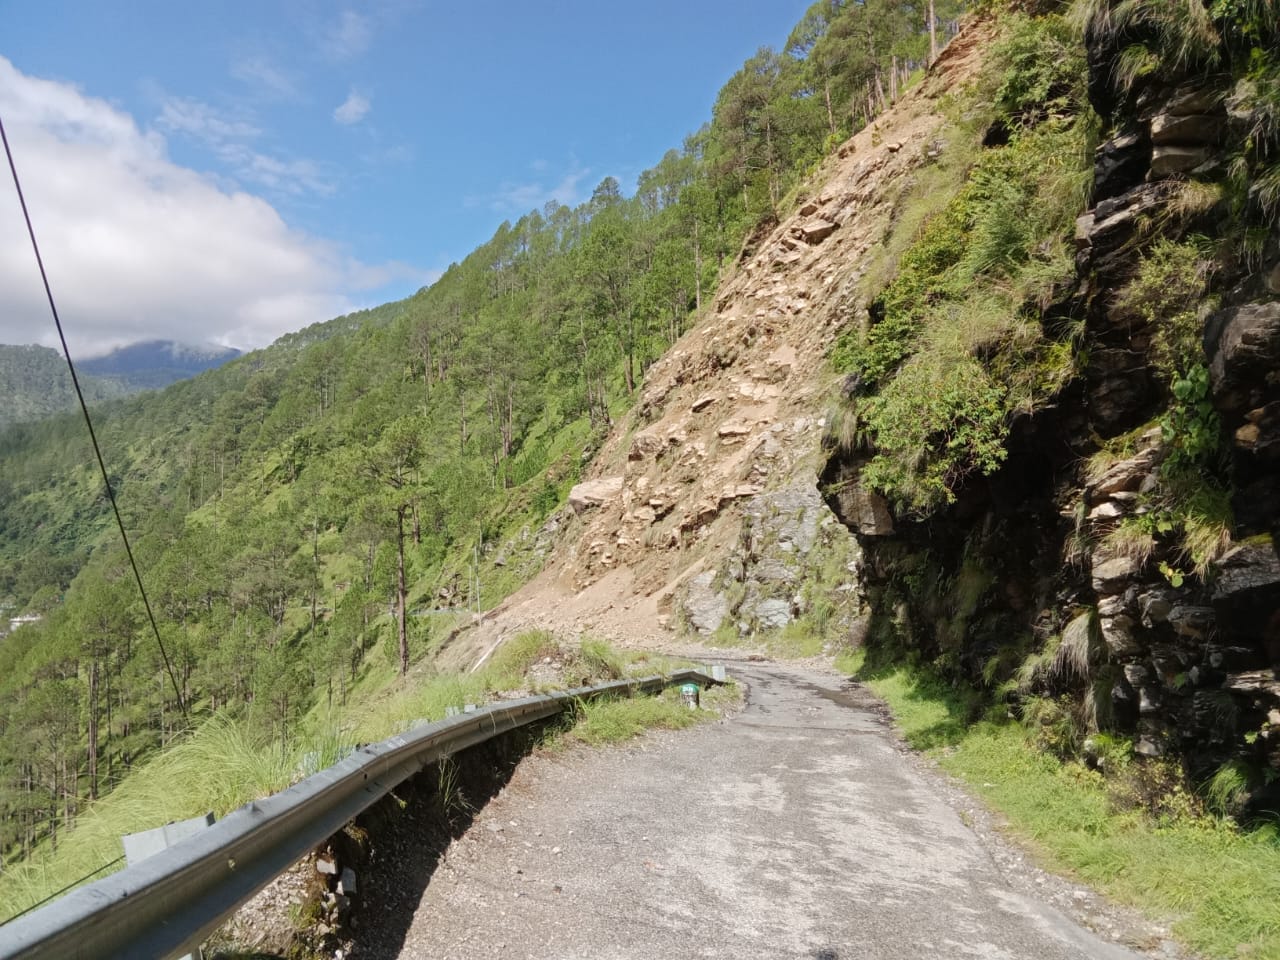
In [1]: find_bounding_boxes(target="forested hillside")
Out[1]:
[0,341,240,430]
[0,1,961,872]
[0,345,132,429]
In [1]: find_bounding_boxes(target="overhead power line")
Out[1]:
[0,112,188,721]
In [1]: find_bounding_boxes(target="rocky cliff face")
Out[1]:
[822,2,1280,816]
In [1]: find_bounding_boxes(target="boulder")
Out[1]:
[1167,605,1217,641]
[1138,686,1161,715]
[798,219,838,244]
[834,484,895,537]
[1077,183,1173,276]
[1124,663,1150,687]
[753,597,793,630]
[1206,644,1267,672]
[1092,555,1141,594]
[1214,543,1280,602]
[1149,144,1212,177]
[1098,593,1131,617]
[568,476,624,515]
[1092,130,1150,202]
[717,421,753,438]
[1224,671,1280,698]
[1165,84,1222,116]
[1205,302,1280,413]
[1087,447,1160,497]
[753,557,799,584]
[761,344,797,382]
[683,571,728,635]
[628,430,666,461]
[1212,544,1280,654]
[1101,614,1144,658]
[1135,736,1165,758]
[1074,212,1096,251]
[718,483,763,505]
[1150,113,1225,146]
[1088,501,1125,520]
[1139,590,1173,625]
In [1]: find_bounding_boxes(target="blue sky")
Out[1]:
[0,1,809,354]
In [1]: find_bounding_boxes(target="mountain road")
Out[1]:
[360,662,1177,960]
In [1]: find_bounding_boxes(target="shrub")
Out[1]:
[1112,238,1214,380]
[861,354,1009,513]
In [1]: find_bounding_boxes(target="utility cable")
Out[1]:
[0,113,188,720]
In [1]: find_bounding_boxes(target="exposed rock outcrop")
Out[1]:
[823,5,1280,817]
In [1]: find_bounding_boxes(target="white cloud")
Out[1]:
[157,96,260,141]
[474,164,592,215]
[0,56,423,355]
[156,93,336,197]
[320,11,372,61]
[230,57,299,101]
[333,90,371,125]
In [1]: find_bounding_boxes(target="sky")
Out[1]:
[0,0,810,357]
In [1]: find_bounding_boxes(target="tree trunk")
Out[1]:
[929,0,939,64]
[396,506,409,676]
[458,391,468,455]
[624,312,636,395]
[693,218,703,315]
[104,660,113,789]
[88,655,99,801]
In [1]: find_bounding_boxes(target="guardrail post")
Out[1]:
[120,813,215,960]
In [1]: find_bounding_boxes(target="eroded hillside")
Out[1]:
[444,23,994,666]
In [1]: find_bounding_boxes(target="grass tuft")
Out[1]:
[566,682,738,747]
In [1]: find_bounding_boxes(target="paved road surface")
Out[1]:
[373,663,1160,959]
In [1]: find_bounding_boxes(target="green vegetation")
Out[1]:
[0,345,134,429]
[565,682,738,747]
[838,649,1280,959]
[831,9,1094,513]
[1113,238,1215,381]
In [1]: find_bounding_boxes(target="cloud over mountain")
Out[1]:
[0,56,426,355]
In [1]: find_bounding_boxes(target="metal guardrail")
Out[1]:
[0,669,717,960]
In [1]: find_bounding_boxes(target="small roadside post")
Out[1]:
[121,813,216,960]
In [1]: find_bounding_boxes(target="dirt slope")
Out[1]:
[440,25,992,670]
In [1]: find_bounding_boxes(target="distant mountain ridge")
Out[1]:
[0,340,241,429]
[79,340,241,389]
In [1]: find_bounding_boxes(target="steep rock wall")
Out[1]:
[824,3,1280,815]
